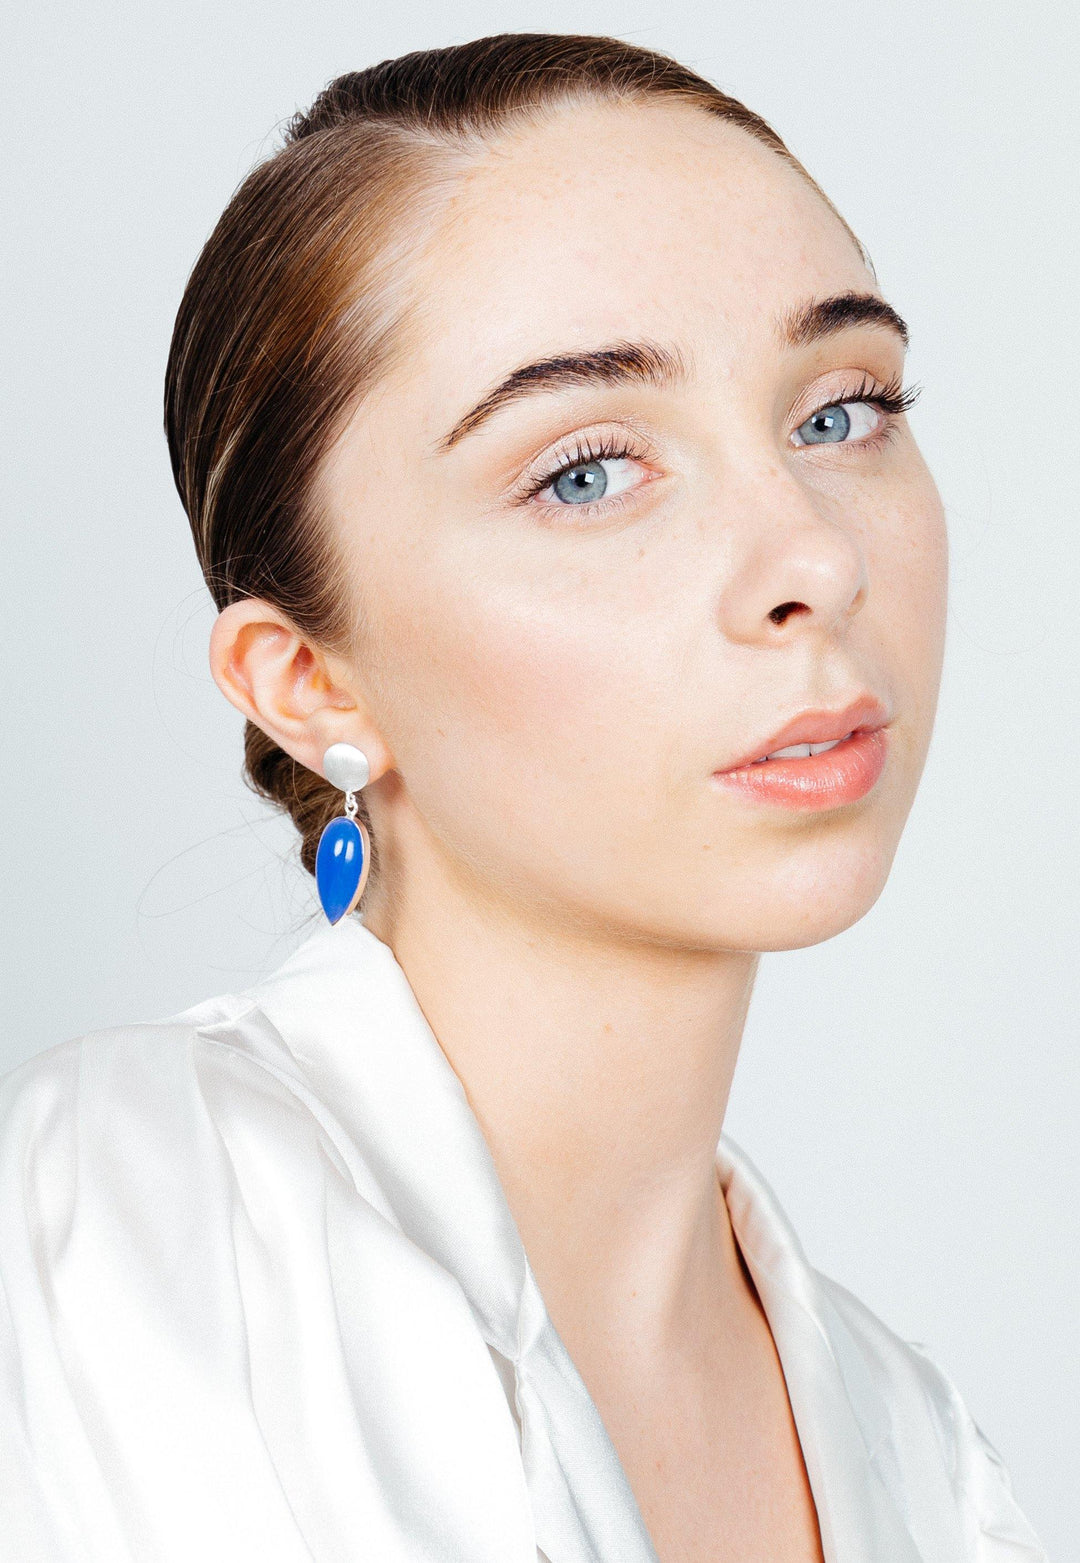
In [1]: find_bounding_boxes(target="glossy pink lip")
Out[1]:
[712,696,891,811]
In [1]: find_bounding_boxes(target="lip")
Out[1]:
[712,695,891,811]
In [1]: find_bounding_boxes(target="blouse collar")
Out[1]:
[238,915,927,1563]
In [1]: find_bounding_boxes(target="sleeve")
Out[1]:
[904,1339,1050,1561]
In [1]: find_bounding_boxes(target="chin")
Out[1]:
[680,821,902,954]
[732,887,887,953]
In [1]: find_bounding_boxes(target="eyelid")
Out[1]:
[794,369,920,424]
[790,370,921,446]
[511,420,659,503]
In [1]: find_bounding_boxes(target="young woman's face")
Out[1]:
[319,98,948,950]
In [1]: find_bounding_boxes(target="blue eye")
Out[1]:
[793,399,881,446]
[554,460,608,503]
[540,455,642,506]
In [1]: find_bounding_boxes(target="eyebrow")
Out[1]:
[438,341,685,450]
[438,291,909,450]
[778,290,909,352]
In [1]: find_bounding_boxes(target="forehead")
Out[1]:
[397,98,874,398]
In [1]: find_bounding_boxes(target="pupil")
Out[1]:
[554,460,607,503]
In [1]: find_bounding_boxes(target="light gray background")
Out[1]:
[4,0,1076,1549]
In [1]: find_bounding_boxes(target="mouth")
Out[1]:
[712,696,891,810]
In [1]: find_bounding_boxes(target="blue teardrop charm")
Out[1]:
[315,816,366,924]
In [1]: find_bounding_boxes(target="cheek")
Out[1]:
[876,472,948,706]
[362,530,661,858]
[854,462,948,816]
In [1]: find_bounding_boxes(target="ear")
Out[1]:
[208,599,393,783]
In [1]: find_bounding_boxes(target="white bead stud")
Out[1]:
[323,742,371,793]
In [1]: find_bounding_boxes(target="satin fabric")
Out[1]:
[0,916,1047,1561]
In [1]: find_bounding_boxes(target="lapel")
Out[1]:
[241,916,930,1563]
[719,1139,929,1562]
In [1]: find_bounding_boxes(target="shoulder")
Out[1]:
[816,1271,1048,1560]
[0,988,391,1239]
[0,1000,304,1306]
[0,994,532,1561]
[0,994,304,1188]
[0,986,421,1393]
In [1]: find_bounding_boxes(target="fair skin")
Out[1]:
[210,99,947,1562]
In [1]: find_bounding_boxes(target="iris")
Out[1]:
[798,404,851,444]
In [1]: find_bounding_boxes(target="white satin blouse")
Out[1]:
[0,916,1047,1562]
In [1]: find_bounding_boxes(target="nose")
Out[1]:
[715,488,869,646]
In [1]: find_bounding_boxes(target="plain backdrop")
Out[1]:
[4,0,1077,1550]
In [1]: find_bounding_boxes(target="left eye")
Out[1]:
[540,457,642,505]
[792,400,881,446]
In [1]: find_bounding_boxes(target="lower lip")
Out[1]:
[712,727,888,810]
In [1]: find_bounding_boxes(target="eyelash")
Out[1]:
[816,371,923,440]
[518,431,651,504]
[519,373,923,508]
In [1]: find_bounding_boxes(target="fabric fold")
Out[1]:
[0,913,1049,1561]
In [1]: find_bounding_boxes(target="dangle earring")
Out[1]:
[315,742,373,924]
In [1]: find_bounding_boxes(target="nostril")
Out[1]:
[768,600,810,626]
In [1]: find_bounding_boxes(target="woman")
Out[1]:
[0,32,1048,1563]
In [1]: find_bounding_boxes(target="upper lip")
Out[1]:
[717,694,891,772]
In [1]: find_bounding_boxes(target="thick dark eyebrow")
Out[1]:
[437,340,685,450]
[438,294,906,452]
[778,290,909,352]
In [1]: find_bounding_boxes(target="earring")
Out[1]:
[316,742,372,924]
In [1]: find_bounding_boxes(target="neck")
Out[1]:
[362,851,760,1365]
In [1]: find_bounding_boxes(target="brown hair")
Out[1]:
[164,32,866,895]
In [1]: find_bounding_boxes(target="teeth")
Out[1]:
[752,731,853,763]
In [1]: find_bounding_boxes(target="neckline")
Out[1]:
[233,914,925,1563]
